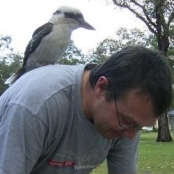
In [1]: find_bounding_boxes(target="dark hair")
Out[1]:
[89,45,173,116]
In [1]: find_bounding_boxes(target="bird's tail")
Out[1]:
[4,68,26,86]
[4,73,18,86]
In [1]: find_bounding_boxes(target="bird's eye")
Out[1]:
[64,12,83,20]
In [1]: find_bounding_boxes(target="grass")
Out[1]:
[138,132,174,174]
[90,132,174,174]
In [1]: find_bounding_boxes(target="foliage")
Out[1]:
[0,35,13,51]
[0,36,23,95]
[112,0,174,55]
[60,40,86,65]
[0,56,22,95]
[87,38,118,64]
[87,28,159,63]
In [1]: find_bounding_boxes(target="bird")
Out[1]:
[5,5,95,85]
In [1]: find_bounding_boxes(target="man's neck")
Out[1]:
[81,70,94,120]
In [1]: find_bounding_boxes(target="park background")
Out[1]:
[0,0,174,173]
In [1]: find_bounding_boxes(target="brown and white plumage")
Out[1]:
[5,5,95,85]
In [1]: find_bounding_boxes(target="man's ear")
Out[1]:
[94,76,109,98]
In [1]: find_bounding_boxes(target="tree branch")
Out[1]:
[112,0,157,34]
[168,11,174,26]
[130,0,157,29]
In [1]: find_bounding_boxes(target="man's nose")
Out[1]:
[123,130,137,139]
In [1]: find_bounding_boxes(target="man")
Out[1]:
[0,45,172,174]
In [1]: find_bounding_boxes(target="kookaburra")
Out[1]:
[5,5,95,85]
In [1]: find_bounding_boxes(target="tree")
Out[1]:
[88,28,155,63]
[87,38,118,64]
[60,40,86,65]
[112,0,174,142]
[0,35,23,95]
[0,35,12,52]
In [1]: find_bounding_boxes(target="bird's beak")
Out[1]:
[78,18,95,30]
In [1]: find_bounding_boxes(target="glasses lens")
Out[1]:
[115,101,142,131]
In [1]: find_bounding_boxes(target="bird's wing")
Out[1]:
[23,22,53,66]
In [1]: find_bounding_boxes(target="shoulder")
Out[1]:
[2,65,85,113]
[17,64,85,87]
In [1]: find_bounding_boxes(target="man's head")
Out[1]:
[89,45,173,117]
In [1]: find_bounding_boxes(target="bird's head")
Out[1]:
[49,5,95,30]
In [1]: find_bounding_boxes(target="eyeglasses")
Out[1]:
[114,100,142,131]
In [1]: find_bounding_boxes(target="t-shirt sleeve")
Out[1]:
[107,132,140,174]
[0,104,48,174]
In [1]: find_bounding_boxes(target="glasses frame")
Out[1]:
[114,100,142,131]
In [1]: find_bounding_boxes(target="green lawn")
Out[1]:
[90,132,174,174]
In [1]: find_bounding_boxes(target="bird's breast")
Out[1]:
[25,25,73,70]
[28,28,71,66]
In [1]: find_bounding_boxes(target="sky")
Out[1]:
[0,0,146,54]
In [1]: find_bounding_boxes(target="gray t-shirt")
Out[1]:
[0,65,140,174]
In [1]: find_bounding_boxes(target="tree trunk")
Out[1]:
[156,113,173,142]
[156,35,172,142]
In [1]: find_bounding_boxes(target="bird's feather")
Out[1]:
[23,23,53,67]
